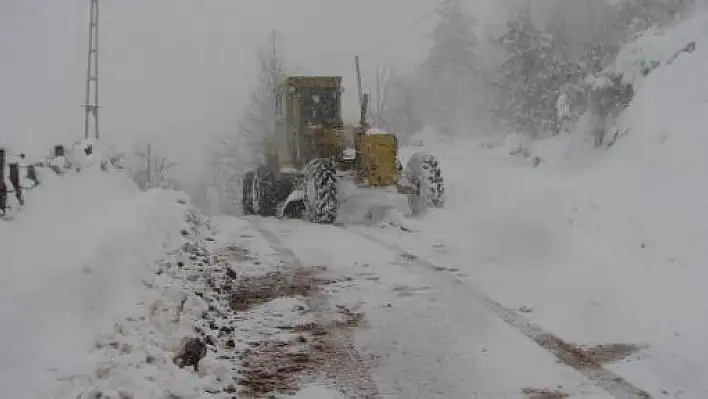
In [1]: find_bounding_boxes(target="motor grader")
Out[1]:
[242,71,444,224]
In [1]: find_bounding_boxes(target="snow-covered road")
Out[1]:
[252,217,637,399]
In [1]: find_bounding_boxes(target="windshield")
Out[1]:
[300,88,338,126]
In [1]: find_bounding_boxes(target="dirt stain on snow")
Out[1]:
[229,268,336,312]
[580,343,647,364]
[225,266,368,397]
[391,284,434,297]
[521,387,570,399]
[538,335,646,368]
[238,307,365,397]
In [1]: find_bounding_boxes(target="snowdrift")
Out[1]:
[0,147,195,399]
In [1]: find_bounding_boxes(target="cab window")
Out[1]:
[300,88,338,125]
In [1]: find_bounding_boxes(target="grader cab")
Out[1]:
[242,72,445,224]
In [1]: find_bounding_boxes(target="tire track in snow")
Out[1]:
[340,225,653,399]
[249,218,382,398]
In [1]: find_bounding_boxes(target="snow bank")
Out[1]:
[0,153,194,399]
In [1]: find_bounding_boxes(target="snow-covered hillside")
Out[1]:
[528,6,708,269]
[0,148,195,398]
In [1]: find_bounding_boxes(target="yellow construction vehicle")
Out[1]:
[242,59,444,224]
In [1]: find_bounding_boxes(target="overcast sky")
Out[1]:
[1,0,506,183]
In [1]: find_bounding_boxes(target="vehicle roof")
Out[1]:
[277,76,342,90]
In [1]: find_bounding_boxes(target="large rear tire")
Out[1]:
[303,158,338,224]
[405,152,445,215]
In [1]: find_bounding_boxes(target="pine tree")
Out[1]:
[421,0,479,136]
[543,4,603,130]
[494,7,561,138]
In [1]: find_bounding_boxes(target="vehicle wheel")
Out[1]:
[405,152,444,215]
[251,167,276,216]
[303,158,338,224]
[242,170,255,215]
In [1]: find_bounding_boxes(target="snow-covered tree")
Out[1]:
[493,7,563,138]
[540,2,617,132]
[420,0,481,137]
[208,30,286,215]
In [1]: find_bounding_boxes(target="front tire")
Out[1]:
[303,158,338,224]
[405,152,445,215]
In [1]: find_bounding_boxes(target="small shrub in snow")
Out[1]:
[172,337,207,372]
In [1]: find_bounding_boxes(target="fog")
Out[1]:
[1,0,505,185]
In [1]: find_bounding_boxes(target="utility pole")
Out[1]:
[83,0,101,140]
